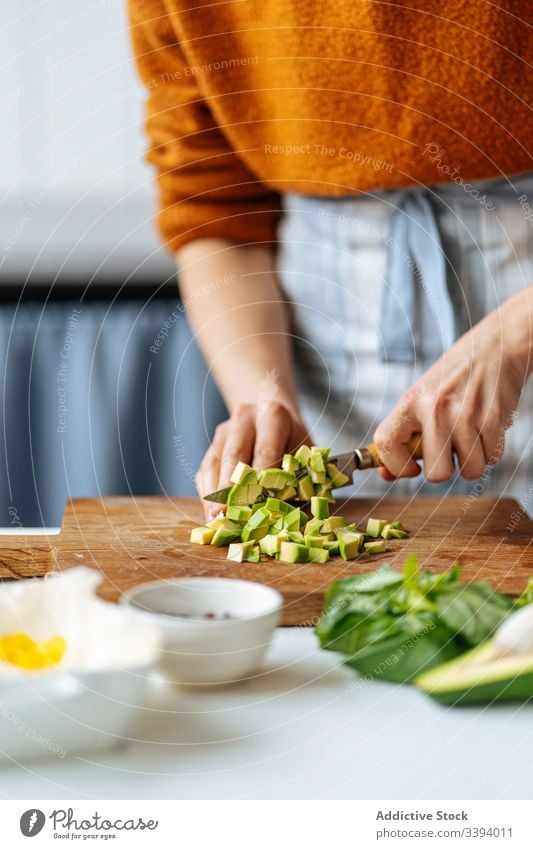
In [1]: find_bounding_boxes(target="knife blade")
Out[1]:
[204,434,422,504]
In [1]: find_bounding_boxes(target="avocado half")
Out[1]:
[415,642,533,706]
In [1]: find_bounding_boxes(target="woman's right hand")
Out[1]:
[196,402,309,520]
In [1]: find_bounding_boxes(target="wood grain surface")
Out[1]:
[1,495,530,626]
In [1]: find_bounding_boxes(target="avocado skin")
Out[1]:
[420,672,533,706]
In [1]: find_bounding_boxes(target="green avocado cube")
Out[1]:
[309,451,325,474]
[381,523,393,540]
[227,483,262,506]
[366,518,387,538]
[259,468,296,490]
[190,526,216,545]
[211,520,243,547]
[305,535,324,548]
[294,445,311,466]
[283,508,302,531]
[388,528,409,539]
[304,518,324,536]
[205,513,226,529]
[277,484,297,502]
[364,540,387,555]
[310,496,330,520]
[297,474,315,502]
[245,545,261,563]
[308,547,329,564]
[336,530,365,551]
[230,461,253,485]
[326,462,351,488]
[282,453,300,473]
[241,523,269,542]
[227,541,254,562]
[226,505,253,523]
[323,540,340,556]
[259,534,282,556]
[321,516,346,533]
[339,537,361,560]
[288,531,305,543]
[245,506,271,529]
[279,541,310,563]
[310,469,326,485]
[265,497,292,514]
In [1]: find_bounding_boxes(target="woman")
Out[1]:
[129,0,533,518]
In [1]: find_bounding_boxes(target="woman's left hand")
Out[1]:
[373,286,533,483]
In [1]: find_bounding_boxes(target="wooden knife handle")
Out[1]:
[367,433,423,467]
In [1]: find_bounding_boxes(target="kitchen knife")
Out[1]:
[204,433,423,504]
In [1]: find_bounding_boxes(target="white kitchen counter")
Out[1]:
[0,628,531,801]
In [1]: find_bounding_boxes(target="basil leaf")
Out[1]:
[436,583,512,645]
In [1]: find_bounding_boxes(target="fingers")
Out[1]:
[253,401,293,468]
[453,426,486,480]
[196,422,227,520]
[219,404,256,486]
[373,403,422,480]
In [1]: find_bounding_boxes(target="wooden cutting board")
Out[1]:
[1,496,530,626]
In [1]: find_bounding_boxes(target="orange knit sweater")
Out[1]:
[128,0,532,252]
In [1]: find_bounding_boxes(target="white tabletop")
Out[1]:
[1,628,531,800]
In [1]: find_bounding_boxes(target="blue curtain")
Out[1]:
[0,298,226,528]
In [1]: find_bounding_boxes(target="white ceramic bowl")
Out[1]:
[121,577,283,685]
[0,663,155,763]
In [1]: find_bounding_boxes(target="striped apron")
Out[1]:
[277,175,533,508]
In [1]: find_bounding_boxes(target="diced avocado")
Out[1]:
[323,540,340,556]
[279,541,310,564]
[245,545,261,563]
[241,524,269,542]
[283,508,302,531]
[326,462,351,488]
[309,450,326,473]
[305,535,324,548]
[381,523,393,540]
[282,453,300,473]
[294,444,311,465]
[308,546,329,564]
[388,528,409,539]
[226,505,253,523]
[310,469,326,485]
[259,534,283,556]
[259,468,296,490]
[321,516,345,533]
[230,460,253,485]
[227,540,254,562]
[311,445,330,460]
[297,474,315,502]
[288,531,305,543]
[304,518,324,536]
[277,484,297,502]
[245,506,271,529]
[414,642,533,706]
[205,513,226,529]
[364,540,386,555]
[265,497,292,514]
[227,482,262,506]
[390,520,407,532]
[190,526,215,545]
[211,520,243,547]
[271,517,284,532]
[310,496,329,520]
[366,518,387,538]
[339,537,362,560]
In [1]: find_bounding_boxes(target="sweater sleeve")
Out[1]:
[128,0,280,252]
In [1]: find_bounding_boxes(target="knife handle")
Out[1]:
[358,433,423,469]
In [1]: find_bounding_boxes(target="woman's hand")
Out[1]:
[374,287,533,483]
[196,401,309,519]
